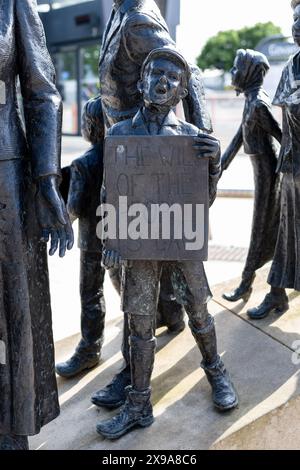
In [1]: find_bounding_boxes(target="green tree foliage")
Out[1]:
[197,22,282,71]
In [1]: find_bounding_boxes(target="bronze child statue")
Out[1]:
[92,0,212,408]
[221,49,282,304]
[56,97,107,378]
[96,48,238,440]
[247,0,300,320]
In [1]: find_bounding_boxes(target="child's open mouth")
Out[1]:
[155,85,167,95]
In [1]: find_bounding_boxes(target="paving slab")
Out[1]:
[211,396,300,450]
[30,300,300,450]
[213,267,300,353]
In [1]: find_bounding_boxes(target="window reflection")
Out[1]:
[54,49,79,134]
[37,0,93,10]
[80,45,100,111]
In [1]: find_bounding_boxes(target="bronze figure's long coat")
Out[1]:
[222,51,282,280]
[0,0,61,435]
[268,52,300,291]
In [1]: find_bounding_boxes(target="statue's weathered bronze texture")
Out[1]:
[221,49,282,303]
[248,1,300,320]
[55,97,106,378]
[0,0,73,450]
[103,134,210,261]
[96,49,238,440]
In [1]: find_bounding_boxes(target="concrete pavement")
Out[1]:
[30,268,300,450]
[212,396,300,450]
[214,267,300,353]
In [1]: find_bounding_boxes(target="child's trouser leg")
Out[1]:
[187,306,218,367]
[157,265,185,332]
[125,260,159,392]
[96,261,160,439]
[129,314,156,392]
[79,250,106,354]
[56,250,105,378]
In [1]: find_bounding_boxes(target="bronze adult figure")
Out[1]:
[0,0,73,450]
[248,0,300,319]
[222,49,282,303]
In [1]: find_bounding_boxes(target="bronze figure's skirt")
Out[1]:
[268,173,300,291]
[0,159,59,436]
[242,153,281,278]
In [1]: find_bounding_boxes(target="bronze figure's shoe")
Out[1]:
[0,435,29,450]
[247,292,289,320]
[156,317,185,334]
[55,352,100,378]
[202,357,239,411]
[222,274,256,303]
[167,319,186,334]
[96,387,154,440]
[91,369,131,409]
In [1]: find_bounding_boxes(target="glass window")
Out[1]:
[80,44,100,112]
[53,49,79,134]
[37,0,93,11]
[37,4,51,12]
[52,0,92,9]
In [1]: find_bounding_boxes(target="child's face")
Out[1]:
[142,58,185,108]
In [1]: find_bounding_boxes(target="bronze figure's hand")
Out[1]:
[193,134,221,160]
[102,248,122,269]
[36,175,74,257]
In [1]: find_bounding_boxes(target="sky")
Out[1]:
[177,0,293,63]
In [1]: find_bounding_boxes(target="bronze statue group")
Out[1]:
[0,0,300,450]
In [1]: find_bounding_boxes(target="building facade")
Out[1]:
[256,35,298,97]
[37,0,180,134]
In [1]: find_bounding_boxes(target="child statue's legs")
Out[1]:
[96,314,156,440]
[187,308,218,365]
[56,251,106,378]
[96,261,159,439]
[91,265,185,409]
[156,265,186,332]
[187,307,238,411]
[176,260,238,411]
[129,314,156,392]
